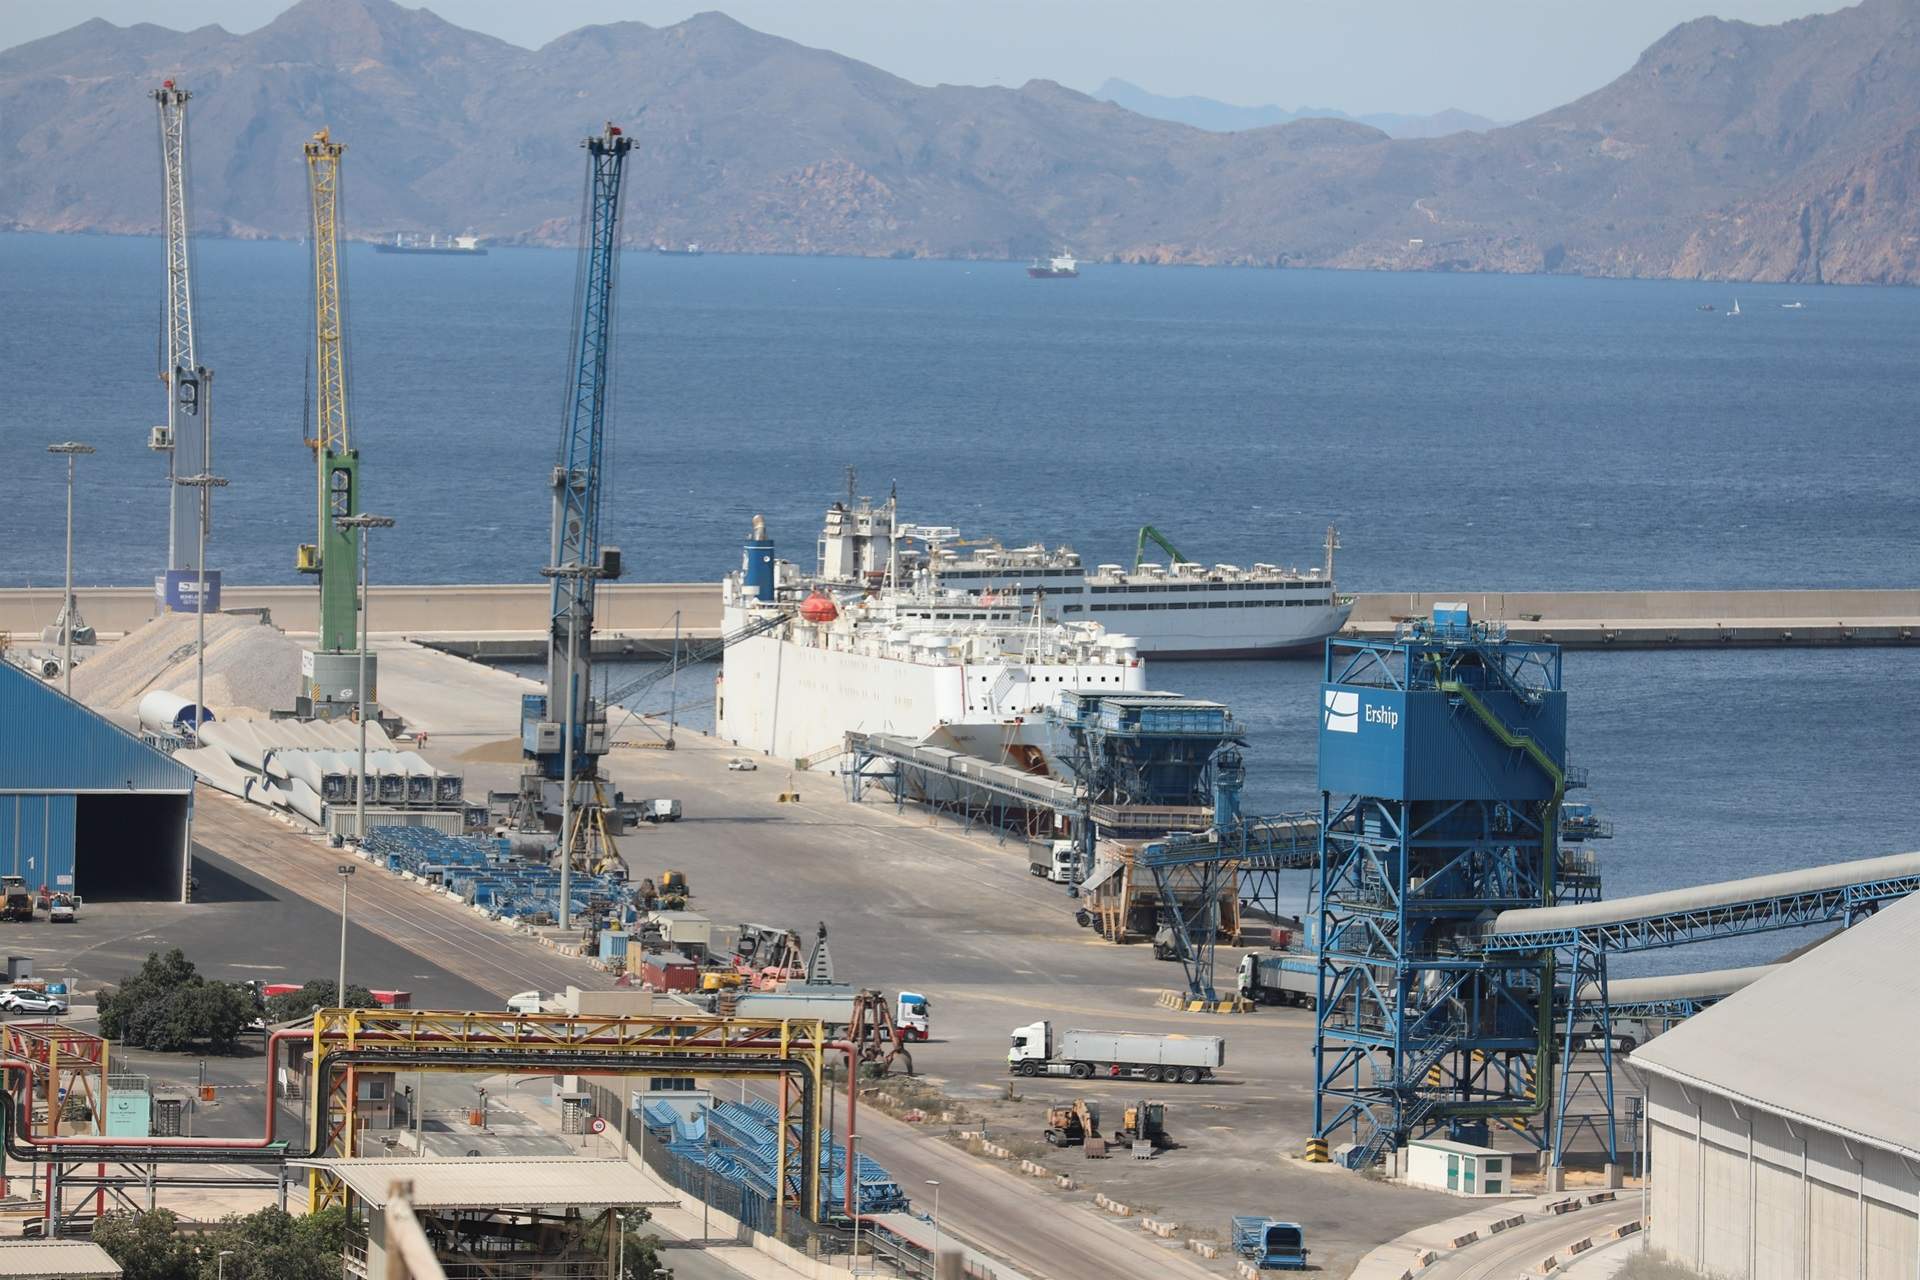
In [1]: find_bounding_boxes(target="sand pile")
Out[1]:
[71,612,306,715]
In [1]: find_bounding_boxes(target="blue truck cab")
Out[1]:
[1232,1216,1309,1270]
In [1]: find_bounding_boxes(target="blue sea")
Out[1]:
[4,231,1917,971]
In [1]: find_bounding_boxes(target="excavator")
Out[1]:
[1043,1099,1101,1147]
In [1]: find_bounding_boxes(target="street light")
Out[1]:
[175,470,229,739]
[335,864,356,1005]
[216,1249,234,1279]
[46,443,94,697]
[925,1178,942,1264]
[614,1209,628,1280]
[848,1133,864,1273]
[335,513,395,847]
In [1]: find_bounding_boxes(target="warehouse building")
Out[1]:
[0,663,193,902]
[1633,891,1919,1280]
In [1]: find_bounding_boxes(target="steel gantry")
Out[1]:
[151,80,215,598]
[305,1007,832,1234]
[1311,606,1574,1173]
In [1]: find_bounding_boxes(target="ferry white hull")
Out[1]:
[715,613,1147,762]
[1086,599,1355,659]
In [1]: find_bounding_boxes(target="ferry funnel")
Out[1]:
[743,515,775,602]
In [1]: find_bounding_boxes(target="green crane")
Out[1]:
[1134,524,1188,571]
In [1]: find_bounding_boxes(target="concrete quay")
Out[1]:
[9,583,1914,656]
[1345,588,1920,649]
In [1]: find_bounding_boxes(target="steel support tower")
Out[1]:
[516,124,631,880]
[1311,604,1569,1170]
[151,81,215,608]
[295,129,369,719]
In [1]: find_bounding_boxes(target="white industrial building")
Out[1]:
[1633,890,1919,1280]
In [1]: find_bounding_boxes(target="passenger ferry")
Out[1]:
[814,497,1352,658]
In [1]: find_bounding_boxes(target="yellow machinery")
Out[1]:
[306,1008,829,1231]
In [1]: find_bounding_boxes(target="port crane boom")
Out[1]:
[295,128,369,718]
[152,80,214,600]
[515,124,632,912]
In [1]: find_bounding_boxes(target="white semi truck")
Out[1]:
[1007,1020,1224,1084]
[1238,951,1319,1008]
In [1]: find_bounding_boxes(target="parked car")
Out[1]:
[727,758,758,772]
[47,896,77,924]
[0,991,69,1015]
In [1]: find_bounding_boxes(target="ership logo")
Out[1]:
[1323,689,1359,734]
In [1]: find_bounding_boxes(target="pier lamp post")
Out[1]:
[46,443,94,698]
[175,471,228,739]
[925,1178,942,1263]
[335,863,356,1005]
[336,513,395,847]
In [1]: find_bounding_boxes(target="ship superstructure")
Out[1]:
[813,496,1353,658]
[716,518,1144,763]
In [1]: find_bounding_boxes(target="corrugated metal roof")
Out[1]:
[0,1239,122,1277]
[298,1157,681,1210]
[0,665,193,795]
[1631,890,1920,1158]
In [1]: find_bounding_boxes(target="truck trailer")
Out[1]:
[1008,1020,1223,1083]
[1238,951,1318,1008]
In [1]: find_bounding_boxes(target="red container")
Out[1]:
[640,951,699,993]
[262,983,302,999]
[1268,927,1294,951]
[370,989,413,1009]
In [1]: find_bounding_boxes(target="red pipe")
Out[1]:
[9,1028,309,1153]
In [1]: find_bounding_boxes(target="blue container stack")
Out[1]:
[363,826,638,926]
[643,1097,909,1215]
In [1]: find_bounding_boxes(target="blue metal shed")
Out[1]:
[0,663,194,901]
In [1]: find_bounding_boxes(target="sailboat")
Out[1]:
[1728,298,1742,317]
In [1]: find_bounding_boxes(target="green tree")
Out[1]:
[91,1208,199,1280]
[96,949,257,1053]
[263,980,377,1023]
[198,1206,349,1280]
[585,1208,671,1279]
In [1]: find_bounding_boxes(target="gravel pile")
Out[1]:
[72,612,306,716]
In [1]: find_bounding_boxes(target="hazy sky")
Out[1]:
[4,0,1847,120]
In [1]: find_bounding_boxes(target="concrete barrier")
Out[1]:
[1187,1240,1218,1259]
[1447,1231,1479,1249]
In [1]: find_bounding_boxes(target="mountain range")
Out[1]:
[2,0,1917,283]
[1092,79,1502,139]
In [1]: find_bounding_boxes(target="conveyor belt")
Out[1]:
[1487,850,1920,952]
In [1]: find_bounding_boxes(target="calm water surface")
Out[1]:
[6,231,1916,972]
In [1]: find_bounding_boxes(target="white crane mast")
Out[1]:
[152,80,207,577]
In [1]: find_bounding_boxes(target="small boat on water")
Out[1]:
[1697,303,1716,312]
[1027,252,1079,279]
[1780,301,1806,309]
[1728,298,1742,317]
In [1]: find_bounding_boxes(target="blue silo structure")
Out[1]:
[742,515,776,603]
[1311,603,1572,1170]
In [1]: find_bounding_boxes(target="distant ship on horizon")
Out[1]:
[374,232,487,256]
[656,242,704,256]
[1027,252,1079,279]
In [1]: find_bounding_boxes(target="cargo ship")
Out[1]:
[715,516,1144,763]
[374,232,487,256]
[812,496,1352,658]
[1027,252,1079,278]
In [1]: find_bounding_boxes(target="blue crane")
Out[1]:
[515,123,632,912]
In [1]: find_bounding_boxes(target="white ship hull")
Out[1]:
[715,609,1146,762]
[1079,598,1354,659]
